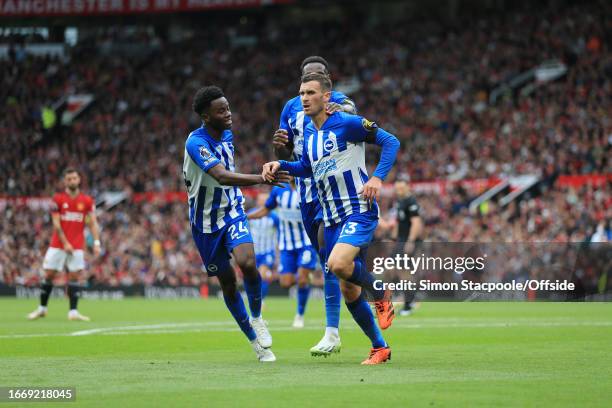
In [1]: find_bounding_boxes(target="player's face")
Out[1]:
[302,62,327,75]
[64,172,80,191]
[299,81,330,116]
[395,181,409,197]
[204,97,232,130]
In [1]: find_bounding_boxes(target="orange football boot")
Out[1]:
[361,347,391,365]
[374,292,395,330]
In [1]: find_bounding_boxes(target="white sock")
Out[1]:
[325,327,339,337]
[39,306,47,312]
[69,309,78,315]
[251,315,262,322]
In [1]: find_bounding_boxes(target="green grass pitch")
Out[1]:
[1,298,611,407]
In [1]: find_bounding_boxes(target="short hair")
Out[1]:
[63,167,79,177]
[192,86,224,116]
[300,56,329,74]
[301,72,332,92]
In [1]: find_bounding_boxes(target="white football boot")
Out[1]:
[27,306,47,320]
[251,316,272,348]
[292,314,305,329]
[310,332,342,357]
[251,340,276,362]
[68,310,90,321]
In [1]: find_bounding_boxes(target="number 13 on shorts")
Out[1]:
[340,222,358,237]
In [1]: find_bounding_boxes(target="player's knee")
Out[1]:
[297,274,309,287]
[217,274,238,297]
[327,256,352,278]
[236,252,256,275]
[279,275,293,288]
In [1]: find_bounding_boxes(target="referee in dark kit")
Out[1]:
[393,180,424,316]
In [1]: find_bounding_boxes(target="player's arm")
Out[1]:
[86,205,101,257]
[51,212,73,254]
[187,139,289,186]
[326,95,357,115]
[208,164,288,187]
[247,207,271,220]
[263,150,313,182]
[274,101,294,160]
[247,189,279,222]
[346,117,400,202]
[377,216,396,233]
[408,216,424,242]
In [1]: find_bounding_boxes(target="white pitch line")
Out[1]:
[1,320,611,340]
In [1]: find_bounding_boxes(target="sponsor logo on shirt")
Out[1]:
[314,158,337,178]
[60,211,84,222]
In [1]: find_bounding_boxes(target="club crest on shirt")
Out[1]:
[199,146,212,160]
[63,203,69,209]
[362,118,378,132]
[323,133,337,153]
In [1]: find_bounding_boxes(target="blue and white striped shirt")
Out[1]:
[250,213,279,255]
[183,126,246,233]
[265,184,311,250]
[279,113,400,227]
[279,91,354,206]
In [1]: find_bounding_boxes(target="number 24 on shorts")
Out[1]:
[228,221,249,240]
[340,222,358,237]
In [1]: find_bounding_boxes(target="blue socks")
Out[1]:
[223,292,257,342]
[346,257,385,301]
[346,295,386,348]
[243,274,262,319]
[320,247,341,329]
[324,268,341,328]
[297,285,311,316]
[260,279,270,300]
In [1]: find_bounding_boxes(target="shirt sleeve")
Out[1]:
[186,138,220,172]
[342,115,378,143]
[407,198,421,217]
[330,91,357,114]
[270,212,280,229]
[50,195,61,215]
[279,100,295,145]
[265,188,279,210]
[279,149,313,177]
[371,128,400,180]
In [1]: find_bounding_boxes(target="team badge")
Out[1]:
[323,133,337,153]
[199,146,212,160]
[63,203,69,209]
[362,118,378,132]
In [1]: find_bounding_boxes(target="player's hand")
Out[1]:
[93,242,101,258]
[262,161,281,183]
[266,171,291,187]
[272,129,289,149]
[325,102,343,114]
[362,176,382,206]
[64,243,74,255]
[403,241,415,255]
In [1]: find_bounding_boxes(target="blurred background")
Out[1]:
[0,0,610,296]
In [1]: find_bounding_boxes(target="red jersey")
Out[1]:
[49,191,95,250]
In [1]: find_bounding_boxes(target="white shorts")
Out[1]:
[42,247,86,272]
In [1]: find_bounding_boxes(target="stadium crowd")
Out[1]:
[0,2,610,288]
